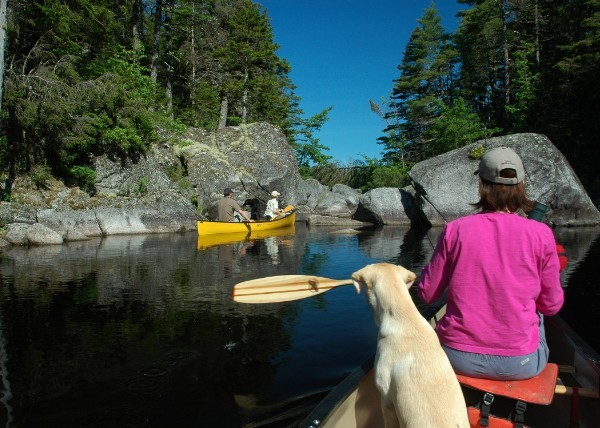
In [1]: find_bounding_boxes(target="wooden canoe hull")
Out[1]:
[299,305,600,428]
[197,211,296,236]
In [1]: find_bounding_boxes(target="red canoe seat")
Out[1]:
[457,363,559,405]
[456,363,559,428]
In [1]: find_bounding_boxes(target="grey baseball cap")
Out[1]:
[476,147,525,185]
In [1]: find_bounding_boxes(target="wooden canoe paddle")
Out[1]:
[271,205,295,221]
[232,275,357,304]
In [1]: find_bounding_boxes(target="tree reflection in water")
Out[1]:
[0,223,597,427]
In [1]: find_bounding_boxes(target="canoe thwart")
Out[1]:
[554,385,600,398]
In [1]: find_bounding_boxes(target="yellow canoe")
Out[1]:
[197,225,295,249]
[197,210,296,236]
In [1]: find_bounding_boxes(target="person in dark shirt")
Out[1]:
[217,188,253,222]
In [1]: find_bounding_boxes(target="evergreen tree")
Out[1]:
[532,0,600,193]
[382,4,458,163]
[291,106,333,171]
[426,97,491,156]
[0,0,329,196]
[455,0,508,128]
[171,0,223,129]
[1,1,170,190]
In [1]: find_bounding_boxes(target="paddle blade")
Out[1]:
[232,275,354,304]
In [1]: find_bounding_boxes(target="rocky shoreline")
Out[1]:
[1,125,598,247]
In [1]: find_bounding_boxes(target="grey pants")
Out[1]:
[442,313,549,380]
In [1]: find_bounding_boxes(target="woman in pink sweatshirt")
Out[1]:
[418,147,564,380]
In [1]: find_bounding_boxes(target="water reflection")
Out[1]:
[0,223,597,427]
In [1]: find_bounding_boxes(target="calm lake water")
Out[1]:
[0,222,598,427]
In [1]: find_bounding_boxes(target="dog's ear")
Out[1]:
[351,279,363,295]
[351,264,379,293]
[404,271,416,288]
[351,269,367,294]
[395,265,417,288]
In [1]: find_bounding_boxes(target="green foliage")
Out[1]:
[135,177,149,196]
[84,49,166,156]
[30,165,52,188]
[291,107,333,168]
[469,145,486,160]
[504,42,539,131]
[425,98,491,156]
[1,44,167,192]
[368,164,412,189]
[69,166,96,193]
[177,81,220,129]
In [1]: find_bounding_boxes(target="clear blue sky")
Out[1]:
[257,0,465,164]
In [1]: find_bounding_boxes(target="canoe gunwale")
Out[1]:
[300,356,375,428]
[548,316,600,375]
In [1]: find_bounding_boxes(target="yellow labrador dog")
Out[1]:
[352,263,469,428]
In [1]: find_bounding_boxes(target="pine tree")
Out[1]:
[382,4,457,163]
[455,0,508,128]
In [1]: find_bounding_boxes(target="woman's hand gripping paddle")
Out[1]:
[232,275,357,304]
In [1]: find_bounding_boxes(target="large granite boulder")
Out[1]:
[178,123,303,217]
[354,134,599,226]
[353,188,420,225]
[176,122,368,221]
[332,183,361,207]
[38,209,102,237]
[4,223,63,245]
[290,178,329,206]
[408,133,599,226]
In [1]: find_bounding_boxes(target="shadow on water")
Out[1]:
[0,223,597,427]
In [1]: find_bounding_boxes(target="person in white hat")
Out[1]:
[264,190,282,220]
[418,147,564,381]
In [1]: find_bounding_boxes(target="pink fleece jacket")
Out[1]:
[418,212,564,356]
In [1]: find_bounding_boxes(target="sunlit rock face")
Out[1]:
[180,122,302,219]
[355,133,599,226]
[1,130,598,246]
[408,133,599,227]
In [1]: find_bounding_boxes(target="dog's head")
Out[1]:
[351,263,417,324]
[351,263,416,291]
[242,198,259,208]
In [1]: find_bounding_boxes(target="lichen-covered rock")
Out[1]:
[27,223,64,245]
[409,133,600,226]
[4,222,64,246]
[4,223,30,245]
[179,123,302,217]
